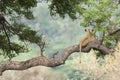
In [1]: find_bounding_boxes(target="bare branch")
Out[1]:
[40,41,45,56]
[0,39,111,75]
[0,45,79,75]
[52,51,59,58]
[119,0,120,4]
[106,28,120,36]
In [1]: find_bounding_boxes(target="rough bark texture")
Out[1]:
[0,39,111,76]
[107,28,120,36]
[0,15,119,76]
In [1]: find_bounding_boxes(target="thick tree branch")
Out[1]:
[0,39,111,76]
[81,39,111,54]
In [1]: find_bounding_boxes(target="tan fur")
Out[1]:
[79,29,95,52]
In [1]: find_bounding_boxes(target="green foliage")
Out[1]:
[80,0,118,27]
[80,0,120,54]
[49,0,120,54]
[57,0,120,48]
[13,22,43,46]
[0,35,27,59]
[0,0,120,59]
[0,0,44,59]
[94,50,105,59]
[0,21,43,59]
[49,0,120,45]
[49,0,88,19]
[0,0,37,19]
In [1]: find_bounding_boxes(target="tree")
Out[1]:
[49,0,120,53]
[0,0,120,75]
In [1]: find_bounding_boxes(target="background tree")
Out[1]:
[50,0,120,54]
[0,0,45,59]
[0,0,120,75]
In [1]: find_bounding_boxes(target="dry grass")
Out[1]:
[72,43,120,80]
[0,66,64,80]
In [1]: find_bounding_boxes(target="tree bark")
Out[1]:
[107,28,120,36]
[0,39,111,76]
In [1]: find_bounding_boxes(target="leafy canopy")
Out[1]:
[0,0,120,59]
[0,0,44,59]
[49,0,120,47]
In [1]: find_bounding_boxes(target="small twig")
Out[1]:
[107,28,120,36]
[40,41,45,56]
[52,51,59,58]
[99,31,105,45]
